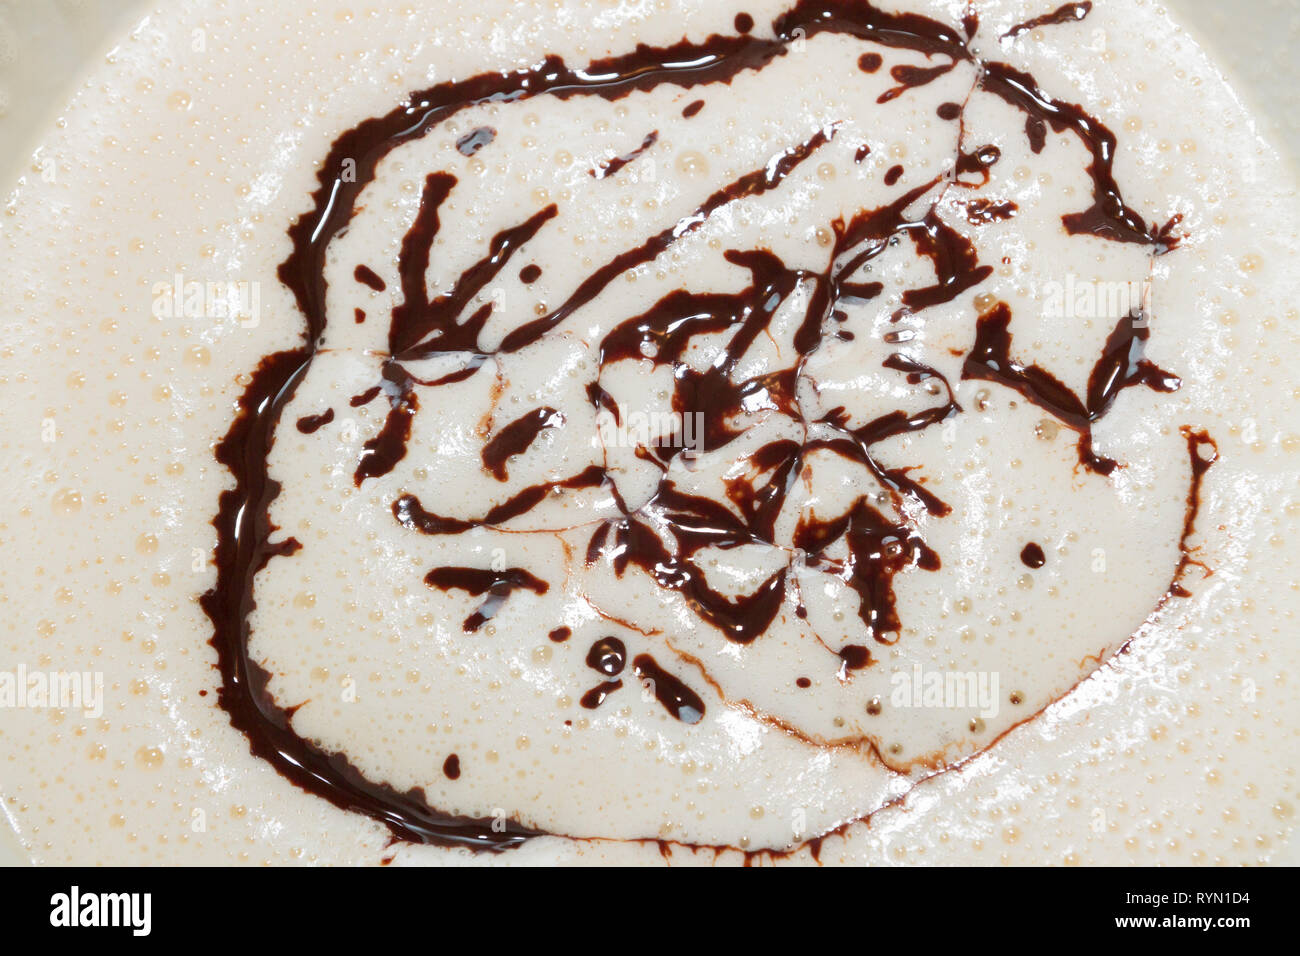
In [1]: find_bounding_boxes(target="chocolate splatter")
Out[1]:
[295,408,334,434]
[354,264,386,291]
[586,637,627,676]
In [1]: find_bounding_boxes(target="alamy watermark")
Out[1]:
[890,663,1000,719]
[1041,275,1151,323]
[592,405,706,458]
[49,886,150,936]
[151,273,261,327]
[0,665,103,719]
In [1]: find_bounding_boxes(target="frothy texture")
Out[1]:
[1,0,1298,865]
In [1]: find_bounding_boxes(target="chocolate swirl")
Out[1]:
[201,0,1212,858]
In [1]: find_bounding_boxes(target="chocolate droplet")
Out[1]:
[1020,542,1046,568]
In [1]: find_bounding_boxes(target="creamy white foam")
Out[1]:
[0,0,1298,865]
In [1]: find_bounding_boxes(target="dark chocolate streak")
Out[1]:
[591,130,660,178]
[634,654,706,724]
[424,566,550,633]
[481,406,563,481]
[354,264,386,291]
[1001,2,1092,40]
[203,1,1209,859]
[580,680,623,710]
[295,408,334,434]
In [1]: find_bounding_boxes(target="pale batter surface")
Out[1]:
[0,0,1297,864]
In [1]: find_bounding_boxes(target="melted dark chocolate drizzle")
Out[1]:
[978,59,1182,250]
[963,197,1017,225]
[580,680,623,709]
[1002,2,1092,40]
[481,406,564,481]
[203,1,1211,858]
[424,566,550,633]
[295,408,335,434]
[591,130,660,178]
[354,264,386,291]
[963,302,1180,475]
[633,654,706,724]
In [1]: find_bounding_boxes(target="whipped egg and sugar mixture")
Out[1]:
[1,0,1298,865]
